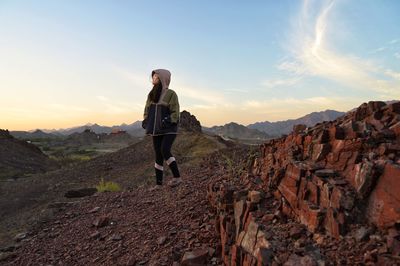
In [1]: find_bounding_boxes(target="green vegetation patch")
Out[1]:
[96,178,121,192]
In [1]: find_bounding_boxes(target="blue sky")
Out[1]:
[0,0,399,130]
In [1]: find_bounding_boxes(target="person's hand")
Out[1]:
[161,115,171,128]
[141,118,147,129]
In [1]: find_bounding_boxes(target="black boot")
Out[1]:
[155,168,163,185]
[168,161,180,178]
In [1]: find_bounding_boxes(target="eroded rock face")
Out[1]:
[250,101,400,237]
[179,110,202,133]
[366,163,400,227]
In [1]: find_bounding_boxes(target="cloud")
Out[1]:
[223,88,249,93]
[111,65,149,89]
[96,94,144,113]
[276,0,400,97]
[49,103,90,112]
[370,47,386,54]
[175,84,225,104]
[102,102,133,114]
[96,95,109,102]
[261,77,302,88]
[243,96,338,109]
[385,69,400,81]
[277,61,307,75]
[395,52,400,60]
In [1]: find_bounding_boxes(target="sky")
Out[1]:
[0,0,399,131]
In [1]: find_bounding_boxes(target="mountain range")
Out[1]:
[247,109,345,137]
[11,109,346,140]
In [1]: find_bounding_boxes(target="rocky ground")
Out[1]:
[1,165,220,265]
[1,145,400,265]
[0,146,251,266]
[0,130,228,249]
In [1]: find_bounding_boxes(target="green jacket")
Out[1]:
[143,89,180,124]
[143,89,180,136]
[143,69,180,136]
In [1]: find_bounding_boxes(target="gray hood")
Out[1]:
[152,69,171,90]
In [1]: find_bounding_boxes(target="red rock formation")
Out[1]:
[250,101,400,238]
[205,101,400,265]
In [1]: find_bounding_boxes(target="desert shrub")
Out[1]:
[96,178,121,192]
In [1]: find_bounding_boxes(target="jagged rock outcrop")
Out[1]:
[179,110,202,133]
[65,128,100,145]
[247,101,400,237]
[204,122,272,141]
[205,101,400,265]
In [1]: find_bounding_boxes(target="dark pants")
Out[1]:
[152,134,180,185]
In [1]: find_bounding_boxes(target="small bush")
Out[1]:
[96,178,121,192]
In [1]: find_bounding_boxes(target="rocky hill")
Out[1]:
[10,129,60,140]
[248,109,345,137]
[64,128,102,145]
[180,110,202,133]
[204,122,272,142]
[0,129,59,179]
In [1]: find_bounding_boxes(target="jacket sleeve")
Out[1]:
[169,91,180,124]
[143,95,151,120]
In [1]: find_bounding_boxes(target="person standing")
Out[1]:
[142,69,182,189]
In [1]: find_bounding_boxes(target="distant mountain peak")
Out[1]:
[247,109,345,137]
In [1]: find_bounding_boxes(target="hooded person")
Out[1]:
[142,69,182,189]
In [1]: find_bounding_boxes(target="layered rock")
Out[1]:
[249,101,400,237]
[208,184,274,265]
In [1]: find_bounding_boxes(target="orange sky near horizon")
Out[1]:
[1,99,359,131]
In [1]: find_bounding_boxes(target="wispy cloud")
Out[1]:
[370,39,399,54]
[96,95,109,102]
[96,94,142,114]
[275,0,400,98]
[385,69,400,81]
[223,88,249,93]
[243,96,339,109]
[261,77,302,88]
[370,47,386,54]
[175,84,225,104]
[49,103,90,112]
[102,103,133,114]
[111,64,149,89]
